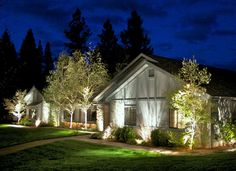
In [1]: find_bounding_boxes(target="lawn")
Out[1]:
[0,124,87,148]
[0,140,236,170]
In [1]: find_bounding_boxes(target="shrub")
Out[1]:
[151,129,169,146]
[113,127,137,144]
[90,132,103,139]
[220,123,236,144]
[168,130,186,147]
[19,117,35,126]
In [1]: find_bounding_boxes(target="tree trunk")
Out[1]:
[189,121,196,150]
[17,111,22,124]
[70,112,73,129]
[84,109,87,130]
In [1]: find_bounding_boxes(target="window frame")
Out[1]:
[169,109,185,129]
[124,105,137,126]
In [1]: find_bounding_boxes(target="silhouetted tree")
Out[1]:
[19,29,42,90]
[120,10,153,62]
[0,29,18,122]
[43,42,53,78]
[64,8,91,53]
[97,19,124,76]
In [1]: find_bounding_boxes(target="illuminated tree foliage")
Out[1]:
[44,51,109,128]
[3,90,27,123]
[170,59,211,149]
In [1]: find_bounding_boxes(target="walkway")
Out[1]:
[0,135,234,156]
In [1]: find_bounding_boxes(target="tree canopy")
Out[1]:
[120,10,153,63]
[97,19,124,76]
[44,51,109,128]
[170,59,211,149]
[64,8,91,53]
[19,29,42,89]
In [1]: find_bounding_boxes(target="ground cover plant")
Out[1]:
[0,140,236,170]
[0,124,86,148]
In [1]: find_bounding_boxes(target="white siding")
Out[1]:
[107,64,179,129]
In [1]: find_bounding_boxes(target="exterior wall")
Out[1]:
[107,65,179,130]
[211,97,236,147]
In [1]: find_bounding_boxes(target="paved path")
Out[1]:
[0,135,233,156]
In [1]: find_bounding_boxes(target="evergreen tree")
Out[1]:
[44,42,53,77]
[19,29,42,90]
[36,40,44,88]
[0,30,18,122]
[120,10,153,63]
[97,19,124,76]
[64,8,91,53]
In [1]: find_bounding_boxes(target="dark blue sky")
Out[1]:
[0,0,236,71]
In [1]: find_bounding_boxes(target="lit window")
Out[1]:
[169,109,185,129]
[149,69,154,77]
[125,106,136,126]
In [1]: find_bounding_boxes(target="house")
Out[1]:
[24,86,51,125]
[93,53,236,147]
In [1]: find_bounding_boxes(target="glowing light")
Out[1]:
[35,119,41,127]
[8,124,26,128]
[96,105,104,131]
[102,125,112,139]
[135,139,144,144]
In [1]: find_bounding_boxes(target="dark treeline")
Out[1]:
[64,9,153,76]
[0,9,153,122]
[0,29,53,122]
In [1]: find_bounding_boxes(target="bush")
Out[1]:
[19,117,35,126]
[90,132,103,139]
[220,123,236,144]
[151,129,169,146]
[168,131,186,147]
[113,127,137,144]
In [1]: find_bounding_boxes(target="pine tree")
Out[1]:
[120,10,153,62]
[97,19,124,76]
[19,29,41,90]
[64,8,91,53]
[44,42,53,77]
[0,30,18,122]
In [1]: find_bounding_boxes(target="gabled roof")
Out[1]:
[93,53,236,102]
[152,55,236,97]
[24,86,45,105]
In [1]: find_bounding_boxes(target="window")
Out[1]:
[169,109,185,129]
[148,69,154,77]
[125,106,136,126]
[87,109,96,122]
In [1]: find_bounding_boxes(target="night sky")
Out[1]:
[0,0,236,71]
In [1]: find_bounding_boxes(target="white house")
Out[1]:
[93,53,236,147]
[24,86,50,124]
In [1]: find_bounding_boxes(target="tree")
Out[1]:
[4,90,27,123]
[0,30,18,122]
[19,29,42,90]
[97,19,124,76]
[120,10,153,63]
[64,8,91,53]
[44,51,109,128]
[170,59,211,149]
[42,42,54,87]
[44,42,54,76]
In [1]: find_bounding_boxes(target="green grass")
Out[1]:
[0,140,236,170]
[0,124,87,148]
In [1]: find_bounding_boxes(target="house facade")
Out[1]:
[24,86,50,124]
[94,53,236,147]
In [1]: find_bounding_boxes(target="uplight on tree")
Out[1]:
[170,58,211,149]
[4,90,27,123]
